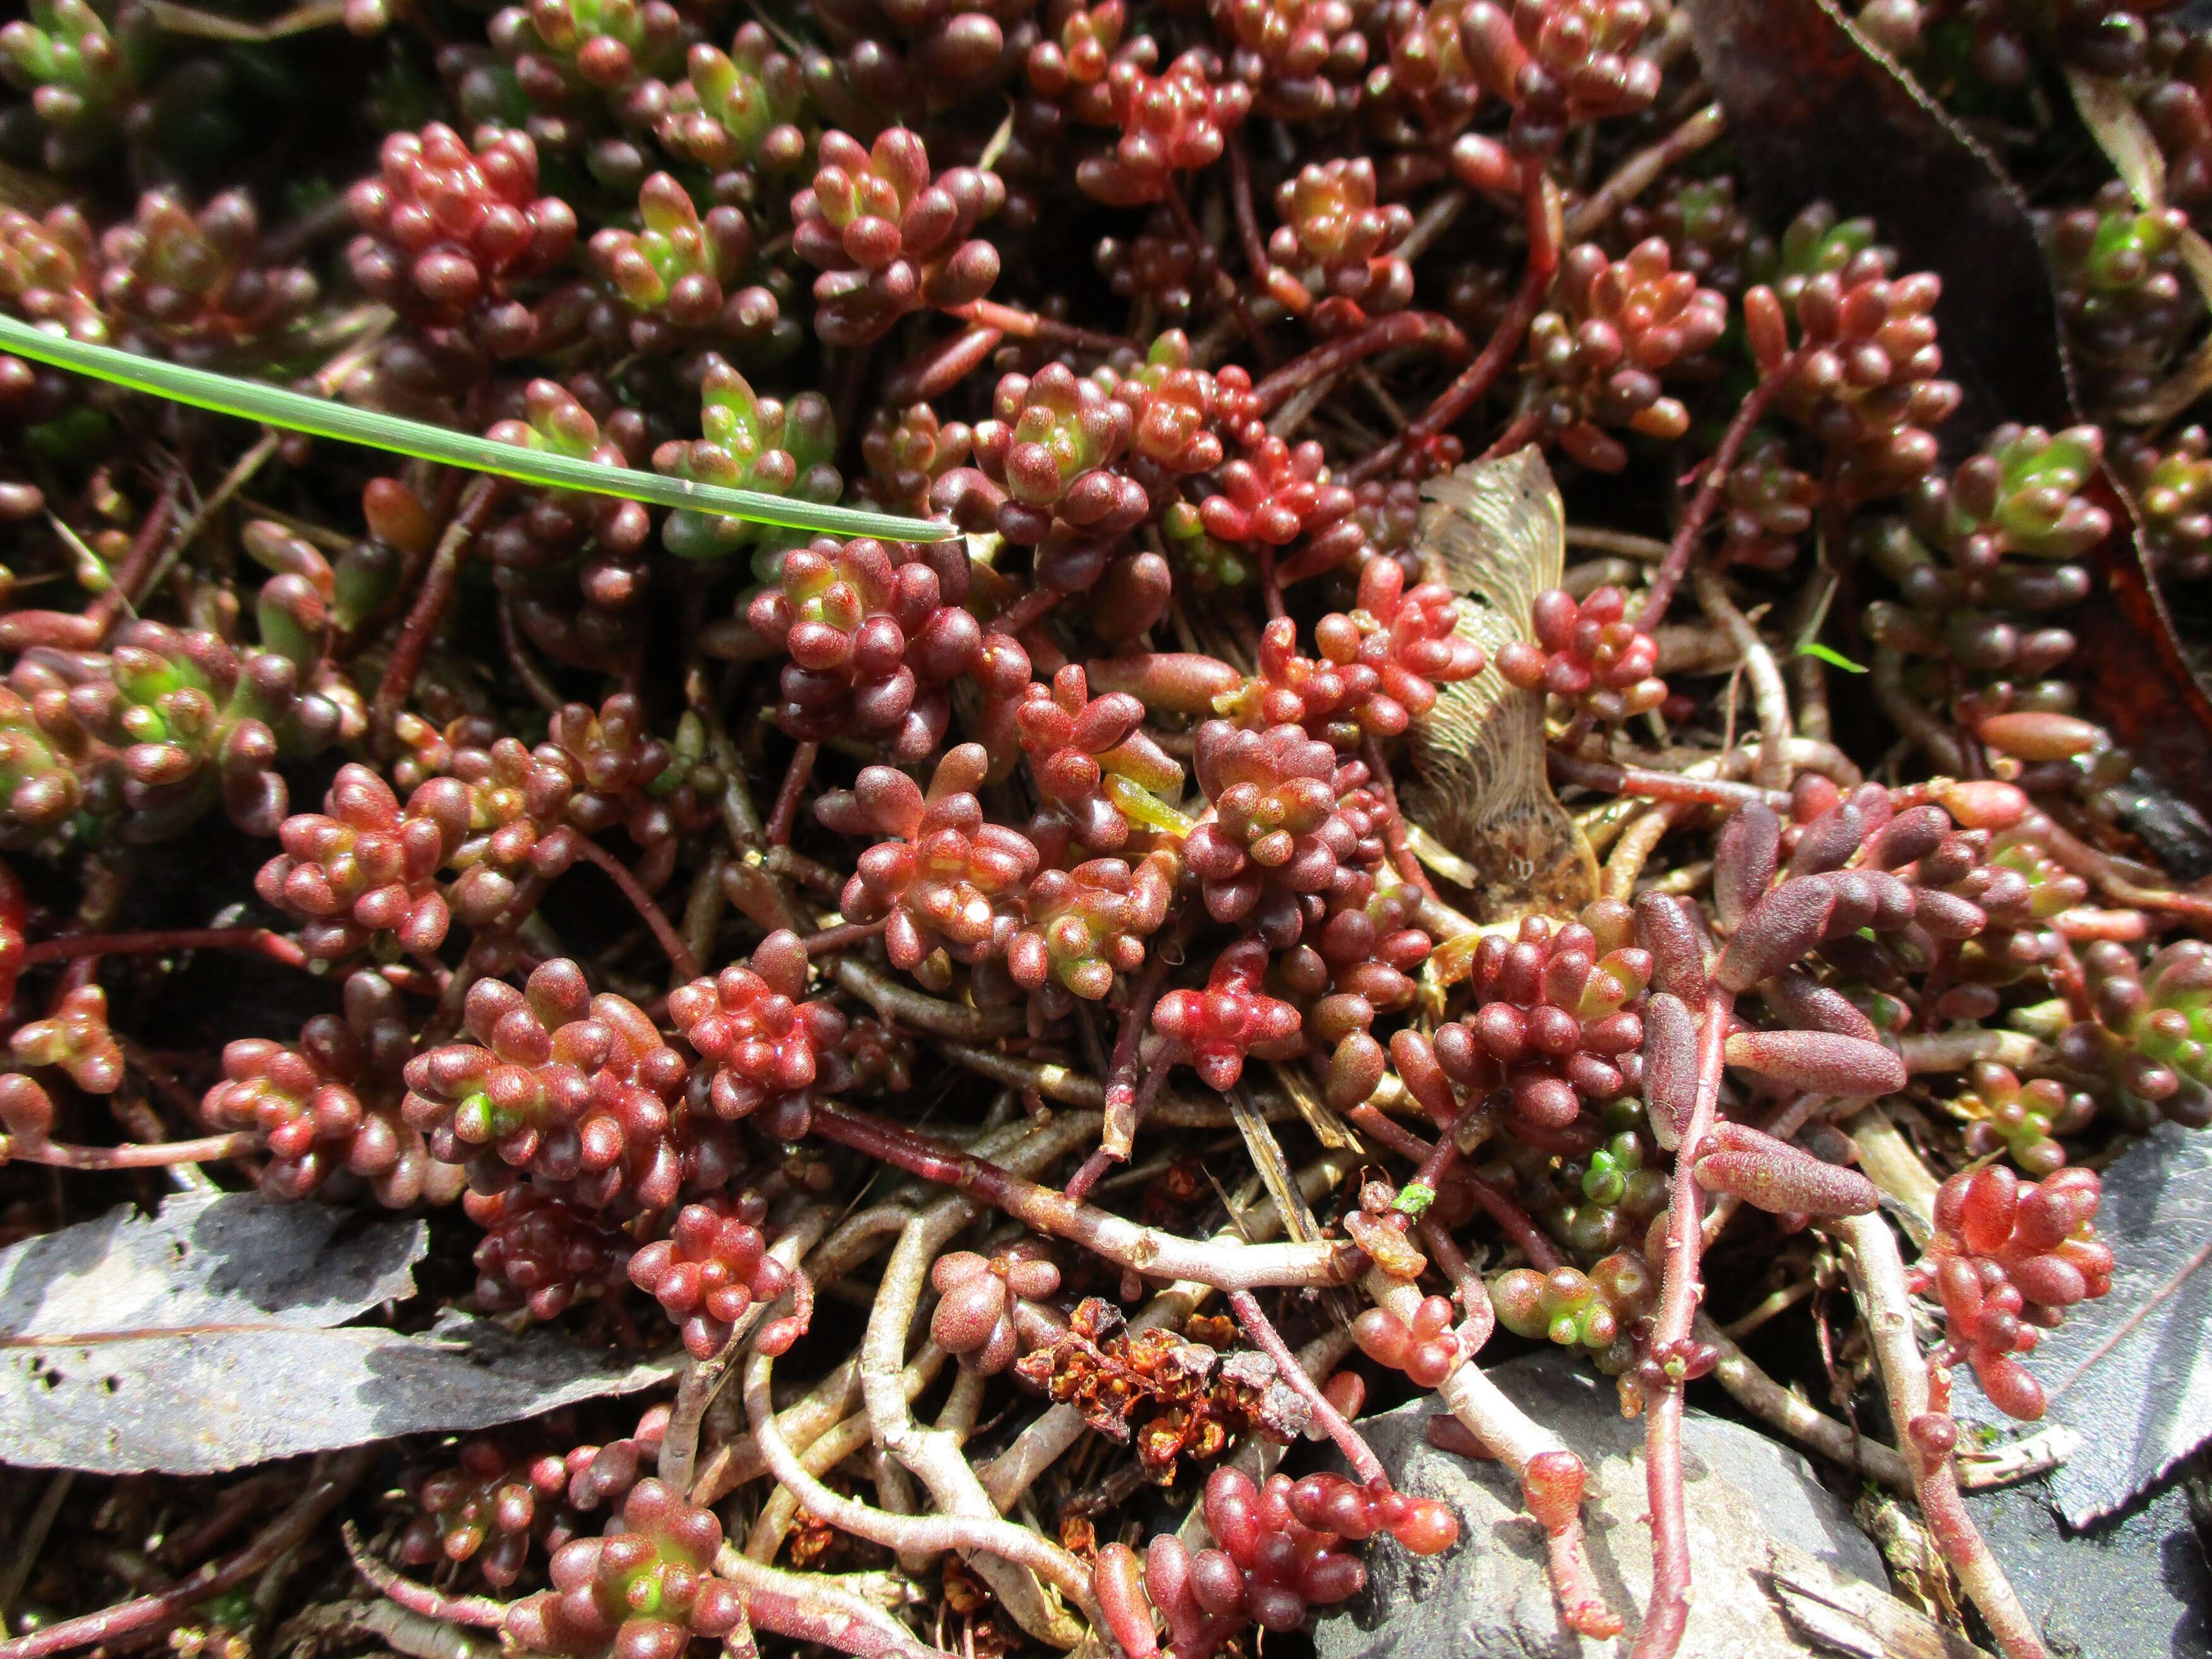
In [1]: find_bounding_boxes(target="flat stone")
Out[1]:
[1965,1476,2212,1659]
[1315,1349,1895,1659]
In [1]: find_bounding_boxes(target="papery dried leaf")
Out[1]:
[0,1190,423,1342]
[0,1305,676,1476]
[1406,450,1596,921]
[0,1193,679,1476]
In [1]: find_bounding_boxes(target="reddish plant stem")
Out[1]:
[805,1103,1357,1289]
[0,1448,369,1659]
[1634,352,1803,635]
[829,958,1024,1039]
[1347,1101,1435,1162]
[571,838,700,980]
[1416,1217,1497,1356]
[949,298,1129,354]
[21,927,308,969]
[1227,1289,1388,1485]
[372,475,504,748]
[1349,171,1559,485]
[4,1131,261,1170]
[2028,808,2212,929]
[1480,408,1544,459]
[1466,1175,1565,1272]
[1251,312,1468,415]
[1559,102,1727,242]
[1408,1124,1461,1195]
[1059,1143,1119,1206]
[1103,927,1182,1142]
[156,1476,284,1569]
[716,1551,952,1659]
[342,1522,506,1629]
[766,740,820,848]
[1228,137,1305,312]
[1166,180,1273,366]
[1630,983,1734,1659]
[995,586,1062,635]
[2047,937,2094,1025]
[1835,1213,2050,1659]
[1361,735,1443,904]
[1364,1270,1620,1637]
[86,478,181,633]
[1254,540,1285,621]
[1066,1050,1174,1201]
[1346,268,1542,483]
[497,592,564,714]
[1550,748,1790,810]
[798,916,889,955]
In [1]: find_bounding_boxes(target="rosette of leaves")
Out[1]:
[652,356,841,562]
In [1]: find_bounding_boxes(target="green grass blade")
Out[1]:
[0,313,954,542]
[1794,640,1868,674]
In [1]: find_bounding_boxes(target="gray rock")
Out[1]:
[1965,1478,2212,1659]
[1315,1349,1890,1659]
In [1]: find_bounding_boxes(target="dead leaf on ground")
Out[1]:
[0,1189,425,1341]
[0,1192,674,1474]
[2065,478,2212,878]
[1682,0,2074,450]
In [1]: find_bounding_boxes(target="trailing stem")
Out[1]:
[1363,1268,1620,1638]
[371,476,504,749]
[1635,349,1806,634]
[1227,1289,1387,1485]
[1348,170,1560,484]
[1629,981,1733,1659]
[1,1131,261,1170]
[1834,1212,2051,1659]
[805,1104,1358,1289]
[20,927,308,968]
[569,836,700,980]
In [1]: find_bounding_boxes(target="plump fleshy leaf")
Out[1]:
[1723,1028,1905,1096]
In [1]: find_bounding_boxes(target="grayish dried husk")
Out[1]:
[1406,450,1598,920]
[0,1193,674,1474]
